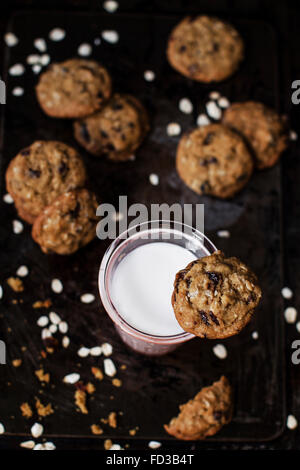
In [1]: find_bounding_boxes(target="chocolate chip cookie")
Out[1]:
[167,16,244,82]
[222,101,288,169]
[172,250,262,339]
[176,124,253,198]
[164,376,232,440]
[73,93,149,161]
[6,141,86,224]
[36,59,112,118]
[32,189,99,255]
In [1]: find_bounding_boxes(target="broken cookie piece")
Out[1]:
[164,376,232,440]
[172,250,262,339]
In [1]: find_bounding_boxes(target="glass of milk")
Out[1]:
[99,220,216,356]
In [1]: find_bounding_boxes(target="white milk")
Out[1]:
[110,242,197,336]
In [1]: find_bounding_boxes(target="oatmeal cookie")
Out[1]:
[6,141,86,224]
[36,59,112,118]
[171,250,262,339]
[167,16,244,82]
[222,101,288,169]
[73,93,149,161]
[164,376,232,440]
[32,189,99,255]
[176,124,253,198]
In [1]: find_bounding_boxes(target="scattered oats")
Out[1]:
[287,414,298,430]
[206,100,222,120]
[104,358,117,377]
[102,30,119,44]
[91,424,103,435]
[212,344,227,359]
[80,293,95,304]
[149,173,159,186]
[284,306,297,324]
[166,122,181,136]
[290,130,298,141]
[9,64,25,76]
[0,423,4,434]
[62,336,70,349]
[63,373,80,384]
[34,442,56,451]
[32,64,42,74]
[49,28,66,41]
[51,278,63,294]
[252,331,259,340]
[12,87,24,97]
[37,316,48,327]
[4,32,18,46]
[20,440,35,449]
[78,43,92,57]
[217,229,230,238]
[0,285,2,299]
[103,0,119,13]
[31,422,43,438]
[218,97,230,108]
[148,441,162,449]
[102,342,113,356]
[41,328,51,339]
[209,91,221,100]
[34,38,47,52]
[179,97,193,114]
[40,54,50,66]
[90,346,102,356]
[144,70,155,81]
[110,444,123,450]
[49,324,57,334]
[282,287,293,299]
[27,54,40,65]
[49,311,61,324]
[13,219,23,234]
[3,193,13,203]
[16,265,29,277]
[197,113,210,127]
[59,321,68,333]
[78,347,90,358]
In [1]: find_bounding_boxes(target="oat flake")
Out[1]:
[0,423,4,434]
[149,173,159,186]
[252,331,259,340]
[179,98,193,114]
[284,306,297,324]
[102,343,113,356]
[290,130,298,141]
[20,440,35,449]
[217,229,230,238]
[80,293,95,304]
[40,54,50,66]
[212,344,227,359]
[197,114,210,127]
[90,346,102,357]
[13,220,23,234]
[62,336,70,348]
[4,32,18,47]
[206,100,222,120]
[49,28,66,41]
[287,414,298,430]
[166,122,181,136]
[49,324,57,334]
[148,441,162,449]
[16,265,28,277]
[34,38,47,52]
[49,311,61,324]
[104,358,117,377]
[78,43,92,57]
[103,1,119,13]
[12,87,24,97]
[63,373,80,384]
[37,316,49,327]
[51,279,63,294]
[209,91,221,100]
[27,54,40,65]
[102,30,119,44]
[78,347,90,358]
[144,70,155,82]
[0,286,3,300]
[32,64,42,74]
[281,287,293,299]
[31,422,43,438]
[9,64,25,76]
[3,193,13,203]
[218,97,230,108]
[59,321,68,334]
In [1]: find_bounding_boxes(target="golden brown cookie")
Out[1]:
[164,376,232,440]
[73,93,149,161]
[222,101,288,169]
[6,141,86,224]
[171,250,262,339]
[176,124,253,198]
[32,189,99,255]
[36,59,112,118]
[167,16,244,82]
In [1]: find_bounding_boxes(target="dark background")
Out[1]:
[0,0,300,451]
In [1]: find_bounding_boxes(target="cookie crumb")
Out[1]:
[35,398,54,417]
[75,389,88,414]
[108,411,117,428]
[104,439,113,450]
[91,366,104,381]
[12,359,22,367]
[112,378,122,387]
[7,277,24,292]
[35,368,50,383]
[33,299,52,308]
[49,28,66,41]
[91,424,103,435]
[20,402,33,418]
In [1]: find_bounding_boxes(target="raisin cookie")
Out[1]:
[73,93,149,161]
[172,250,262,339]
[167,16,244,82]
[223,101,288,169]
[176,124,253,198]
[6,141,86,224]
[32,189,99,255]
[164,376,232,440]
[36,59,112,118]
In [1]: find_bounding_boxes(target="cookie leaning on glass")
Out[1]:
[171,250,262,339]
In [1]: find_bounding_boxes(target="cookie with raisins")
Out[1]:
[223,101,288,169]
[36,59,112,118]
[176,124,253,198]
[32,189,99,255]
[167,16,244,82]
[73,93,149,161]
[171,250,261,339]
[6,141,86,224]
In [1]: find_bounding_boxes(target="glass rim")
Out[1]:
[98,220,217,344]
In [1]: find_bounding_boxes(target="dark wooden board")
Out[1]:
[0,11,285,441]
